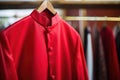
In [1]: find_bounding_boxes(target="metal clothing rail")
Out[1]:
[64,16,120,21]
[1,16,120,22]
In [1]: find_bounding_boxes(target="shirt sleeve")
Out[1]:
[0,33,18,80]
[76,36,89,80]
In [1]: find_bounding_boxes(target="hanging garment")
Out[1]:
[113,25,120,66]
[84,27,93,80]
[93,26,107,80]
[100,27,120,80]
[84,27,89,59]
[92,25,99,80]
[113,25,118,37]
[113,25,120,38]
[86,33,93,80]
[97,37,108,80]
[116,31,120,66]
[0,9,88,80]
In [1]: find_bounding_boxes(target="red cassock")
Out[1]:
[0,9,88,80]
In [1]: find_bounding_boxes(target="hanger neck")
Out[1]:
[37,0,56,15]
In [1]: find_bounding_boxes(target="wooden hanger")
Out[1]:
[37,0,56,15]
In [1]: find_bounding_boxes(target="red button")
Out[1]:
[48,47,53,52]
[51,75,55,80]
[46,29,51,33]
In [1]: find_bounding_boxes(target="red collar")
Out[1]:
[31,9,61,28]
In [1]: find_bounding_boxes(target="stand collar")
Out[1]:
[31,9,61,28]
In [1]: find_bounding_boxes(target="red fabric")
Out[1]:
[100,27,120,80]
[0,9,88,80]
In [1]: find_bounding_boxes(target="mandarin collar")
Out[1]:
[31,9,61,28]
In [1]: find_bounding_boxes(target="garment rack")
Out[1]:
[0,16,120,22]
[64,16,120,21]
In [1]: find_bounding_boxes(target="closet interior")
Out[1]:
[0,0,120,80]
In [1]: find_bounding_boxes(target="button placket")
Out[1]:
[46,29,53,53]
[46,28,56,80]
